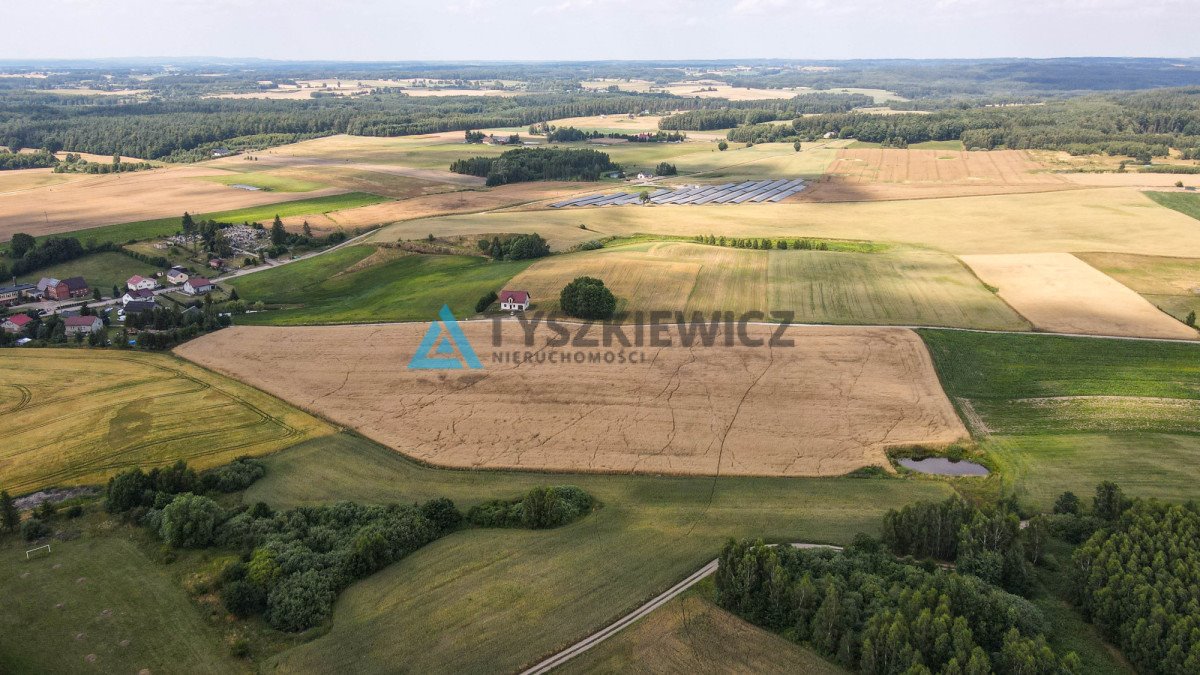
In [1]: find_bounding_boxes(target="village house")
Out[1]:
[208,258,224,270]
[121,300,156,317]
[63,315,102,336]
[499,289,531,312]
[1,313,32,334]
[166,267,189,285]
[126,275,158,291]
[121,289,155,306]
[183,277,214,295]
[0,284,35,306]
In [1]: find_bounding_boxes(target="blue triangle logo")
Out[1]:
[408,305,483,370]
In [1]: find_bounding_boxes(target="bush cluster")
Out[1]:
[467,485,594,529]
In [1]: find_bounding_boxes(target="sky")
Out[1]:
[5,0,1197,61]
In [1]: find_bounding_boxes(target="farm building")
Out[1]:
[121,289,155,305]
[0,284,35,306]
[63,315,103,336]
[166,267,189,285]
[499,290,531,311]
[183,278,214,295]
[1,313,32,334]
[126,275,158,291]
[60,277,90,300]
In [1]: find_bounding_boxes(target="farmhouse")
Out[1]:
[126,275,157,291]
[0,283,35,306]
[121,289,155,305]
[166,267,189,285]
[60,277,90,300]
[63,315,102,336]
[499,289,530,311]
[1,313,32,334]
[183,277,214,295]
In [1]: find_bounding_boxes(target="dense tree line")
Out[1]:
[658,93,875,130]
[540,126,686,143]
[466,485,594,529]
[124,302,232,350]
[1072,496,1200,674]
[716,539,1079,674]
[450,147,616,186]
[0,150,58,170]
[476,233,550,260]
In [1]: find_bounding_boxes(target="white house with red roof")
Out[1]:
[121,288,156,306]
[2,313,32,334]
[126,275,158,291]
[63,315,103,336]
[183,277,214,295]
[499,289,530,311]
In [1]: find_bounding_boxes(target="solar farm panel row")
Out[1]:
[549,179,805,208]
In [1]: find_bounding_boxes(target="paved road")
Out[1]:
[519,542,842,675]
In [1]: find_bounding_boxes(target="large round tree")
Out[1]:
[559,276,616,320]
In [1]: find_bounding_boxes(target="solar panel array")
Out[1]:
[549,179,806,209]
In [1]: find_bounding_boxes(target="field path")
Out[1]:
[520,542,842,674]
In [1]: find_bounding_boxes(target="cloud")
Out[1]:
[731,0,789,14]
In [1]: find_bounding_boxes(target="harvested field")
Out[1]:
[960,253,1198,339]
[373,188,1200,257]
[0,350,334,494]
[0,166,346,241]
[0,168,84,194]
[175,323,968,477]
[506,242,1026,330]
[320,182,593,233]
[1076,252,1200,325]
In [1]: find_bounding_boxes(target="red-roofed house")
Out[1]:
[2,314,32,334]
[64,315,103,336]
[126,275,158,291]
[499,289,530,311]
[183,278,213,295]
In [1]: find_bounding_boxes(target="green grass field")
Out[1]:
[202,171,326,192]
[40,192,389,247]
[507,241,1027,329]
[1145,191,1200,221]
[228,245,532,324]
[0,350,333,494]
[15,251,158,296]
[561,579,846,675]
[919,329,1200,435]
[0,520,242,673]
[246,433,953,674]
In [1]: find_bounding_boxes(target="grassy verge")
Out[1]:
[245,433,953,673]
[228,245,531,325]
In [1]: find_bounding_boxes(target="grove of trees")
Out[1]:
[559,276,616,320]
[450,147,617,185]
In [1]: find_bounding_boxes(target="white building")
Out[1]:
[166,267,189,285]
[498,289,530,312]
[126,275,158,291]
[183,278,214,295]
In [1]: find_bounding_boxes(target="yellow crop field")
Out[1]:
[0,350,334,494]
[377,188,1200,256]
[505,241,1027,329]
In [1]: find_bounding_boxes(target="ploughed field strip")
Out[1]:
[550,179,806,208]
[175,322,968,477]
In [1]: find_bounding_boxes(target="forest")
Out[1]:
[449,147,616,186]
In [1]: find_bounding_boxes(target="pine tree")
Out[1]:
[270,216,287,247]
[0,490,18,533]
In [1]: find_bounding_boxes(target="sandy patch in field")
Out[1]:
[0,166,346,240]
[960,253,1198,339]
[175,323,967,477]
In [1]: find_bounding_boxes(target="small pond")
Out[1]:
[898,457,989,477]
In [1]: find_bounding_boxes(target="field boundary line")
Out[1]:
[519,542,841,675]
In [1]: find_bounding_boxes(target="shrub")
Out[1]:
[266,570,336,632]
[222,580,267,618]
[106,468,153,513]
[159,493,222,548]
[420,498,463,534]
[578,240,603,251]
[201,457,266,493]
[64,504,84,519]
[1053,491,1081,515]
[468,486,593,529]
[559,276,616,320]
[475,291,497,313]
[21,518,50,541]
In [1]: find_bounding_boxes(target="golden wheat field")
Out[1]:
[176,322,968,478]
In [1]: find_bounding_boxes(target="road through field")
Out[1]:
[521,542,842,675]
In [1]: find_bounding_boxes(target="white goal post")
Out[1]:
[25,544,51,559]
